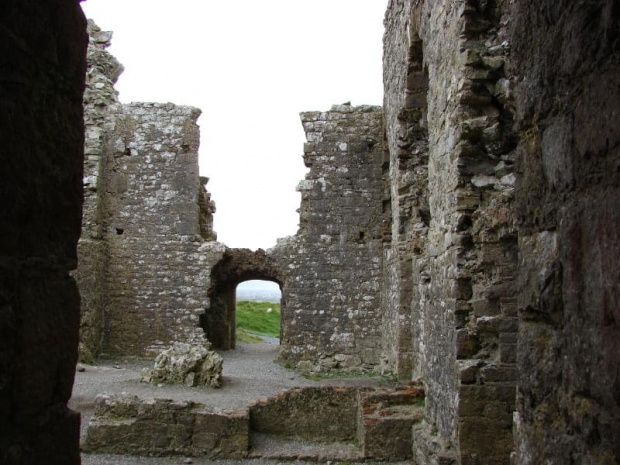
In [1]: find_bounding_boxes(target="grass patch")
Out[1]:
[236,301,281,339]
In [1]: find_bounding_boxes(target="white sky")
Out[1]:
[81,0,388,251]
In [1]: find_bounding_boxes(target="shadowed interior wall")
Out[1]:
[510,0,620,462]
[384,1,520,463]
[0,1,87,463]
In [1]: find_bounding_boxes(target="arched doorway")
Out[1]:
[201,249,283,349]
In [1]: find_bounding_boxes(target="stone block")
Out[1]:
[479,364,517,383]
[359,385,425,460]
[193,410,248,458]
[250,387,358,442]
[84,394,249,458]
[459,417,513,462]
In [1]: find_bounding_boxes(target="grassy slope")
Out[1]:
[236,301,281,341]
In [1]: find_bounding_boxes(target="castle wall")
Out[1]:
[384,1,519,463]
[273,105,386,372]
[381,0,430,381]
[75,20,123,363]
[75,25,224,358]
[0,1,87,463]
[1,2,618,464]
[102,102,224,356]
[509,0,620,462]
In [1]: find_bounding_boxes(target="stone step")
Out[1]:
[249,386,359,443]
[359,384,425,461]
[248,432,363,462]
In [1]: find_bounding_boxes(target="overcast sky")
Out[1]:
[81,0,388,251]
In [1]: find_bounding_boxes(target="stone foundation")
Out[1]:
[84,385,424,461]
[84,394,248,458]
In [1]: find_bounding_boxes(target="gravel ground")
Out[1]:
[82,456,322,465]
[72,342,389,465]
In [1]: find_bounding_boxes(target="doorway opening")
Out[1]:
[235,280,282,344]
[201,248,284,350]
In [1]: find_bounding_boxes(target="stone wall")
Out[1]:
[84,394,249,458]
[75,25,225,358]
[74,20,123,363]
[509,0,620,462]
[250,387,359,442]
[103,102,219,355]
[273,104,386,373]
[100,102,225,356]
[384,1,519,463]
[0,1,87,463]
[0,1,617,464]
[274,104,384,371]
[381,0,430,381]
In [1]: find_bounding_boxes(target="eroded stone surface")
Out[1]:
[249,386,359,443]
[271,104,386,373]
[142,342,223,388]
[75,23,226,359]
[359,384,425,461]
[382,2,519,463]
[509,0,620,462]
[84,394,248,458]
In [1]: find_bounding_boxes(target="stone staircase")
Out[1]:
[83,383,425,461]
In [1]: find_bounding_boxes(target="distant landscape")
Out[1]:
[236,280,281,303]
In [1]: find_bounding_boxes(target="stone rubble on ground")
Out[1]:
[140,341,223,388]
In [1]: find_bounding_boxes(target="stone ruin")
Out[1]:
[140,341,223,388]
[1,0,619,464]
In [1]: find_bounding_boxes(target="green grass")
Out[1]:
[236,301,281,340]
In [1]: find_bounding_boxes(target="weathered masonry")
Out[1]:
[75,21,226,361]
[273,0,620,463]
[383,1,519,462]
[205,248,282,350]
[272,105,386,372]
[1,0,619,464]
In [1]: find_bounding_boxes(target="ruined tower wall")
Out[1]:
[384,1,519,463]
[0,1,87,463]
[75,20,123,363]
[384,1,463,457]
[274,105,386,372]
[102,103,225,356]
[509,0,620,462]
[75,25,224,358]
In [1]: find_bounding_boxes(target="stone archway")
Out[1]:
[201,248,283,349]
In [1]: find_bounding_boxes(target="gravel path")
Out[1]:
[72,342,389,465]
